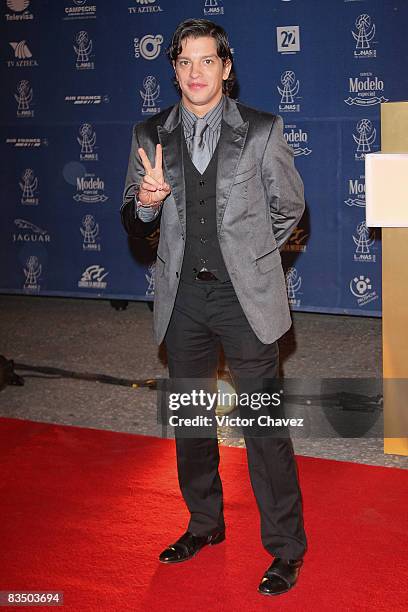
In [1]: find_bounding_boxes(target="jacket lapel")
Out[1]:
[157,104,186,232]
[216,97,249,232]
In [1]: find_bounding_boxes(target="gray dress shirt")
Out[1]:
[136,96,224,222]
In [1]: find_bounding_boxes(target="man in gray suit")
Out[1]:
[122,19,307,596]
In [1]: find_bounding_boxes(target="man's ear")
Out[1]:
[223,59,232,80]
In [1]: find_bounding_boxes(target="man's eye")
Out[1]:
[179,60,189,66]
[204,59,213,65]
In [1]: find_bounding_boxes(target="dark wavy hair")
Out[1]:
[167,18,236,95]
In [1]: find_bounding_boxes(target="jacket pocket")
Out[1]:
[233,165,257,185]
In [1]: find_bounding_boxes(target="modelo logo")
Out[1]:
[349,75,384,93]
[77,176,104,190]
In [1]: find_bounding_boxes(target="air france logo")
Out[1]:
[20,168,39,205]
[145,262,156,296]
[140,76,160,115]
[286,267,302,307]
[23,255,41,291]
[77,123,98,161]
[81,215,100,251]
[345,72,388,106]
[349,275,378,307]
[345,176,365,208]
[277,26,300,54]
[284,125,311,157]
[353,119,377,161]
[78,265,108,289]
[134,34,163,60]
[352,14,376,58]
[204,0,224,17]
[8,40,38,67]
[129,0,163,14]
[5,0,34,21]
[15,80,34,117]
[74,31,94,69]
[13,219,50,244]
[278,71,300,113]
[353,221,376,263]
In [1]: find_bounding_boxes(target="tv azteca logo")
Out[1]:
[278,71,300,113]
[128,0,163,15]
[8,40,38,67]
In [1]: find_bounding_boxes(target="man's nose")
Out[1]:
[190,62,202,78]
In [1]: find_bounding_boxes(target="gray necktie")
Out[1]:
[191,118,211,174]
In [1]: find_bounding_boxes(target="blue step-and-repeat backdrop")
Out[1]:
[1,0,408,315]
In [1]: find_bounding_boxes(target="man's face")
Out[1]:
[173,35,231,116]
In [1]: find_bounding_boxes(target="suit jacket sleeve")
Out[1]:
[120,123,162,239]
[261,115,305,249]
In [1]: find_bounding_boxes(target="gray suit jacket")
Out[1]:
[121,96,305,345]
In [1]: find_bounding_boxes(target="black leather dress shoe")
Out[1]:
[159,530,225,564]
[258,557,303,596]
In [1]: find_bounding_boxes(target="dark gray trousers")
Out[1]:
[164,278,307,560]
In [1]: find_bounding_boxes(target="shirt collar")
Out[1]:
[181,96,224,135]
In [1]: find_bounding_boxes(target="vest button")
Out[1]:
[199,199,205,205]
[200,237,207,244]
[199,180,205,186]
[200,217,205,224]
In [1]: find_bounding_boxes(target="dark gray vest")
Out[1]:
[180,134,230,282]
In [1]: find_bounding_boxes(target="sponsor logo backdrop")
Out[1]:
[1,0,407,314]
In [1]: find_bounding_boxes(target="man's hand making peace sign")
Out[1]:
[137,144,171,207]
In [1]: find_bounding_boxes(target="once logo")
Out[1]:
[134,34,163,60]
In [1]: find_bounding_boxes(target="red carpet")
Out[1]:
[0,417,407,611]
